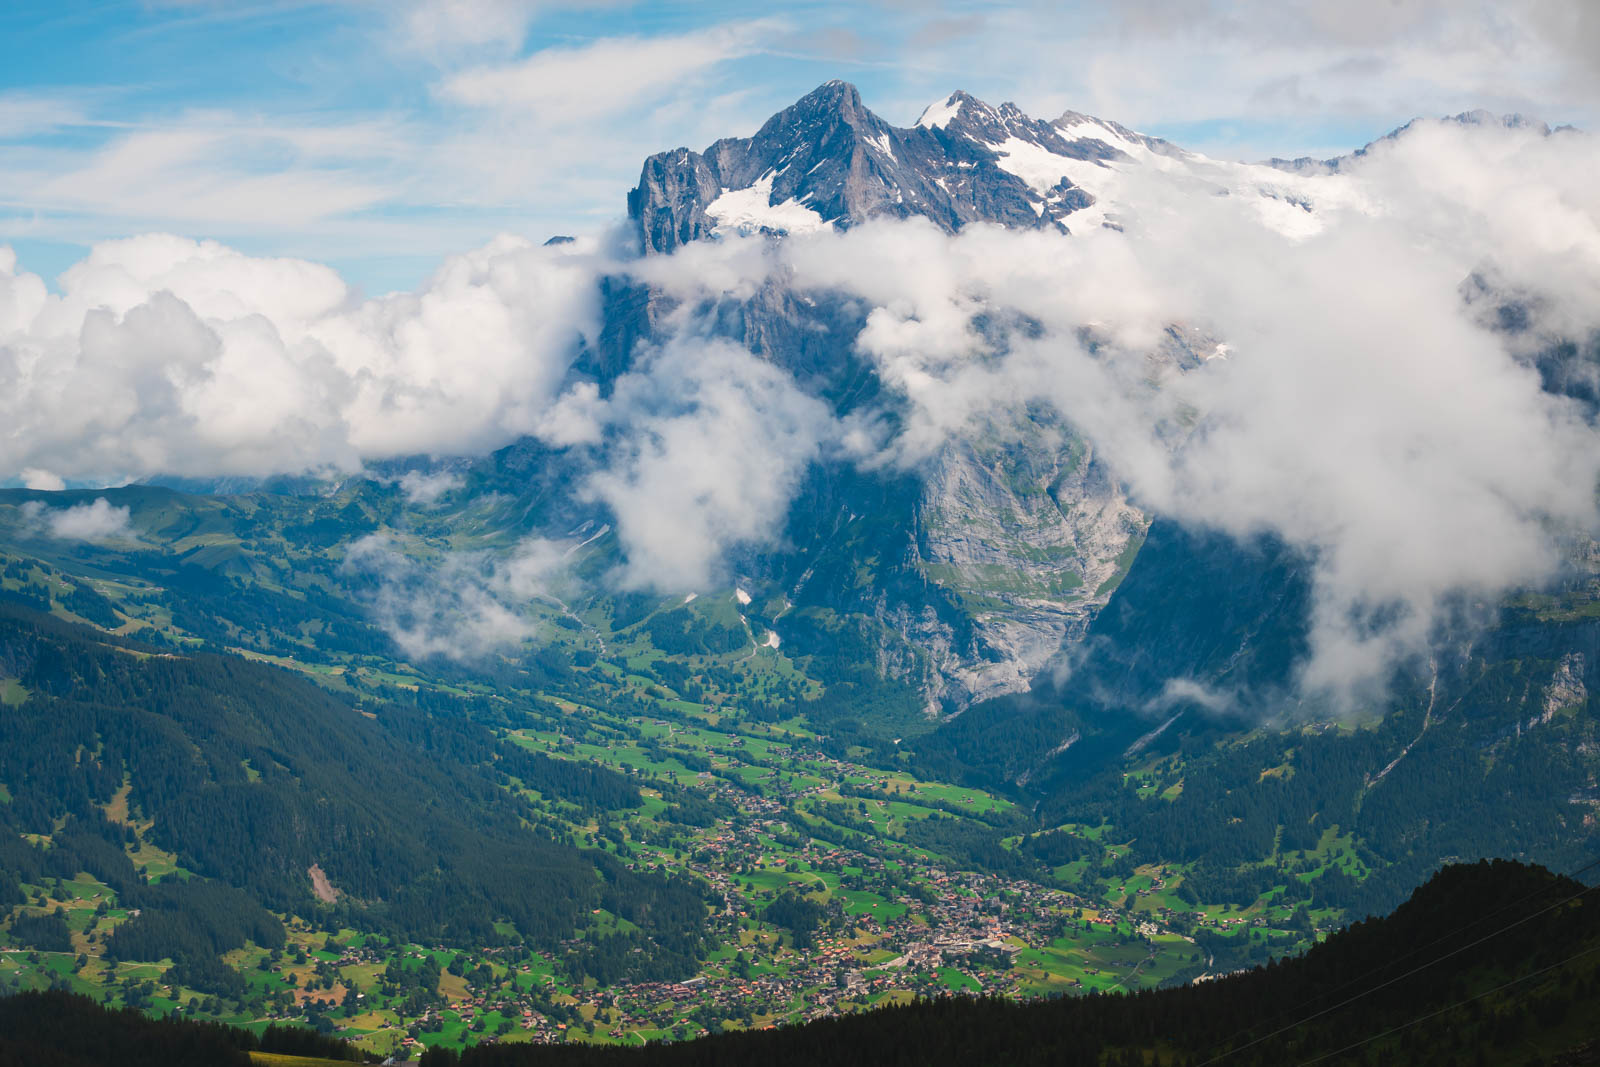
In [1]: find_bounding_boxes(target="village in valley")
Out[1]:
[0,679,1332,1058]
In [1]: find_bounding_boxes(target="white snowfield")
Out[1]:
[915,93,965,130]
[915,92,1378,242]
[706,172,832,239]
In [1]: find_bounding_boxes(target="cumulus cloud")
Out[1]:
[569,336,840,591]
[0,232,601,482]
[19,469,64,491]
[21,498,135,542]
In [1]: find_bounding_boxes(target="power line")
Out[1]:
[1196,867,1600,1066]
[1292,941,1600,1067]
[1204,853,1600,1049]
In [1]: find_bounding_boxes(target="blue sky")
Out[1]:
[2,0,1595,293]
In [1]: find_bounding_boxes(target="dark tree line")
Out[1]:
[0,990,359,1067]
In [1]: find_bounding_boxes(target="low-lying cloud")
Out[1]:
[343,532,571,661]
[397,469,465,506]
[3,114,1598,697]
[20,498,135,542]
[564,336,841,591]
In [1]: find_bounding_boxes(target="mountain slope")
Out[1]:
[620,82,1183,709]
[0,603,706,976]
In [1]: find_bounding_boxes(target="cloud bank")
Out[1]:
[574,336,839,591]
[4,115,1599,694]
[625,116,1600,697]
[0,233,600,482]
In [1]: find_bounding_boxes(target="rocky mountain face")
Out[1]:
[589,82,1586,717]
[627,80,1172,253]
[610,81,1198,712]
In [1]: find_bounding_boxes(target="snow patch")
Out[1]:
[706,172,832,238]
[1056,119,1145,157]
[916,94,964,130]
[735,587,751,605]
[1125,714,1180,757]
[567,522,610,554]
[990,136,1081,195]
[683,592,698,604]
[763,630,780,649]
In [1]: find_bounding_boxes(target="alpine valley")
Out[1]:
[2,81,1599,1064]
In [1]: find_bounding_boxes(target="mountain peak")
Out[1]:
[629,83,1124,253]
[748,78,877,144]
[1268,108,1558,175]
[916,90,983,129]
[807,78,862,102]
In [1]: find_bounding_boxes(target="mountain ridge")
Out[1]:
[628,79,1147,253]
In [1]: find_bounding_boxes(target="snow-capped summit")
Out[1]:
[628,80,1381,254]
[629,81,1100,252]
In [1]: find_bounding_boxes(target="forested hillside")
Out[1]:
[912,518,1600,919]
[0,603,707,985]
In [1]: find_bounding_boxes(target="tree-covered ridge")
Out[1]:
[0,604,706,977]
[911,518,1600,919]
[0,988,357,1067]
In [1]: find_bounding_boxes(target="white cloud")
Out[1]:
[24,498,135,541]
[578,336,839,591]
[380,0,637,60]
[19,469,63,491]
[343,531,571,660]
[0,232,603,481]
[439,20,784,122]
[396,0,539,56]
[11,116,403,235]
[397,469,465,505]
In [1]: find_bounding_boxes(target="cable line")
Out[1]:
[1292,941,1600,1067]
[1196,867,1600,1066]
[1195,854,1600,1055]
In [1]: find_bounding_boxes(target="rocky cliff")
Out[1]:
[613,81,1186,712]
